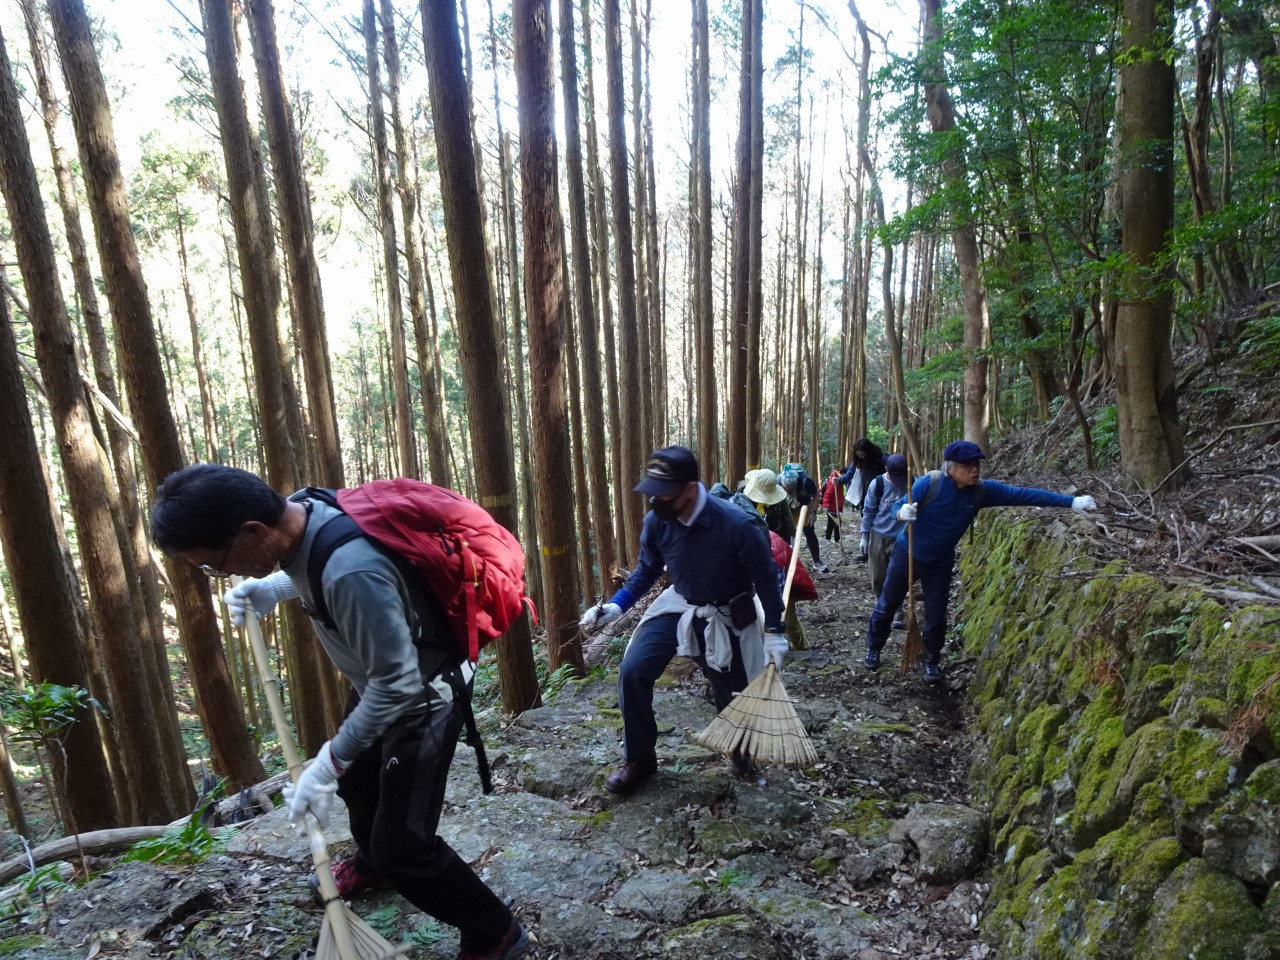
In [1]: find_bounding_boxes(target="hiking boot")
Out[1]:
[814,562,829,573]
[457,919,529,960]
[605,755,657,795]
[891,617,906,630]
[922,662,942,684]
[862,649,881,671]
[732,753,764,784]
[309,854,381,903]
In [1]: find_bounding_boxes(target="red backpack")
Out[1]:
[300,479,535,663]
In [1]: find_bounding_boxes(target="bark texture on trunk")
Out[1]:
[1114,0,1187,490]
[514,0,585,673]
[419,0,539,712]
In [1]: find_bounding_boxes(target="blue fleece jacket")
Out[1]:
[894,472,1072,566]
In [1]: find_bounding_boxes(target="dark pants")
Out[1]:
[338,682,511,952]
[801,520,822,566]
[824,511,841,542]
[865,544,952,664]
[618,613,748,760]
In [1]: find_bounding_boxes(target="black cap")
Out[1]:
[634,445,699,497]
[885,453,908,481]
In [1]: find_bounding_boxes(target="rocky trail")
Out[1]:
[3,537,995,960]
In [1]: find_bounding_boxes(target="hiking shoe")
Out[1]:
[605,755,657,795]
[814,562,829,573]
[458,919,529,960]
[922,662,942,684]
[862,650,881,671]
[309,854,381,903]
[731,753,764,784]
[891,617,906,630]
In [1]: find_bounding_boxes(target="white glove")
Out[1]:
[763,631,789,668]
[897,502,918,523]
[859,534,869,555]
[223,572,299,626]
[579,602,622,630]
[1072,495,1098,514]
[283,741,344,829]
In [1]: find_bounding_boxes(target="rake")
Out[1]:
[236,579,409,960]
[695,508,818,767]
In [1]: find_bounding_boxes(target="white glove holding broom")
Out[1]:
[763,627,788,668]
[283,741,346,829]
[224,571,298,626]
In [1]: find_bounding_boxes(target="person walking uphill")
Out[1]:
[779,463,826,572]
[578,446,788,795]
[149,464,528,960]
[860,453,910,600]
[863,441,1099,683]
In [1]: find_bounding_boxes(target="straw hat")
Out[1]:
[742,468,788,506]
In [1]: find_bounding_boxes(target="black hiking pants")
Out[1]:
[337,678,512,952]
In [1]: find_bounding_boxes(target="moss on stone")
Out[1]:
[809,855,839,877]
[1134,859,1265,960]
[829,797,894,847]
[1167,728,1234,820]
[0,937,54,957]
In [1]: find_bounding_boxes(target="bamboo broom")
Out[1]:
[695,508,818,767]
[900,454,926,675]
[234,579,408,960]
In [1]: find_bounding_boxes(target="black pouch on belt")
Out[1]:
[727,591,757,630]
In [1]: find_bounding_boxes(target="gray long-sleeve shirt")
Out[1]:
[282,497,453,764]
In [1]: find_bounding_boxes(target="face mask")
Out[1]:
[650,497,679,521]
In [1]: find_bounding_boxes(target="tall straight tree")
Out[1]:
[363,0,418,479]
[725,0,752,484]
[579,0,629,567]
[744,0,764,470]
[200,0,340,752]
[418,0,539,712]
[21,0,173,766]
[691,0,718,482]
[0,28,189,824]
[514,0,585,674]
[603,0,645,552]
[244,0,344,489]
[559,0,616,594]
[379,0,451,484]
[0,263,117,831]
[1114,0,1187,489]
[920,0,989,448]
[46,0,262,793]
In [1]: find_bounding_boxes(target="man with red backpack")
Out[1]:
[150,464,528,960]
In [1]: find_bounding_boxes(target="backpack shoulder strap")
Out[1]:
[297,488,363,630]
[918,470,944,510]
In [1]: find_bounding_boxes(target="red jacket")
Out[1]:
[769,531,818,602]
[820,471,844,512]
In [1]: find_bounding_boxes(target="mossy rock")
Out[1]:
[661,913,781,959]
[1133,859,1266,960]
[0,936,72,959]
[1166,727,1237,843]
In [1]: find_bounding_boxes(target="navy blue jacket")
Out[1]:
[612,489,785,628]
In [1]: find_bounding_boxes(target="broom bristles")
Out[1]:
[696,665,818,767]
[900,603,925,676]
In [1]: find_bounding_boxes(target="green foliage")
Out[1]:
[0,684,100,745]
[538,661,579,707]
[406,917,448,949]
[1092,405,1120,466]
[122,789,226,866]
[715,867,748,889]
[1239,309,1280,371]
[362,904,402,938]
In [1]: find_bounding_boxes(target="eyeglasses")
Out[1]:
[198,530,241,578]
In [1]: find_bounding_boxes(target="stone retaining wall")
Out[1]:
[956,511,1280,960]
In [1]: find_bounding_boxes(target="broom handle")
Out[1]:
[233,577,360,960]
[905,456,916,627]
[782,505,808,609]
